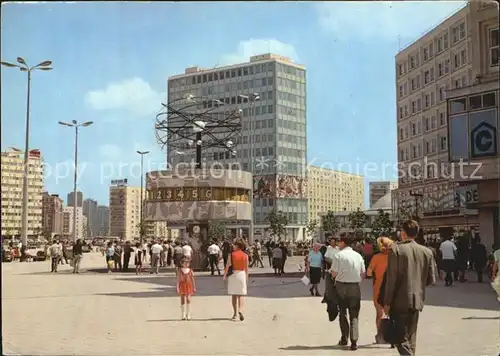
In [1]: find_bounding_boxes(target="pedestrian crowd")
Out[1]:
[302,219,499,354]
[29,223,500,355]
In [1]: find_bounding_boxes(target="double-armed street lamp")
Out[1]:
[58,120,94,242]
[137,150,150,244]
[1,57,53,246]
[238,93,260,243]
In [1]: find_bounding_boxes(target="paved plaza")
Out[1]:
[2,253,499,356]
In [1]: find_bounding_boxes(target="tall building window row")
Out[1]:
[490,28,499,67]
[276,118,306,132]
[177,62,277,86]
[397,28,456,77]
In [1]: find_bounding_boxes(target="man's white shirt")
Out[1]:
[439,240,457,260]
[330,247,365,283]
[151,243,163,255]
[182,245,193,257]
[208,244,220,255]
[324,246,340,261]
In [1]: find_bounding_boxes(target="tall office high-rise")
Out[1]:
[67,191,83,207]
[96,205,110,236]
[109,186,143,240]
[369,181,398,208]
[42,192,64,237]
[167,53,308,240]
[83,198,99,237]
[394,4,475,229]
[0,148,44,238]
[62,206,86,239]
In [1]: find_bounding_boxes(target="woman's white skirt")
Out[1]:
[227,270,247,295]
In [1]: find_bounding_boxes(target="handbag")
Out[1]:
[380,317,397,344]
[301,274,310,286]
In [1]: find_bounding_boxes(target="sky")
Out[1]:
[1,1,467,208]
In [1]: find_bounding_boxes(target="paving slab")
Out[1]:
[2,252,499,356]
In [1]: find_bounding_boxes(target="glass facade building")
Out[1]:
[167,54,308,240]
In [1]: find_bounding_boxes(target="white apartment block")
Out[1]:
[394,4,477,229]
[62,206,86,240]
[307,166,364,223]
[109,185,143,240]
[145,220,169,239]
[369,181,398,208]
[167,53,308,240]
[1,148,44,238]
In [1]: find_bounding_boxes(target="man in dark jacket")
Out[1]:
[72,239,83,274]
[472,236,488,283]
[123,241,132,272]
[383,220,436,356]
[455,235,469,282]
[221,239,232,267]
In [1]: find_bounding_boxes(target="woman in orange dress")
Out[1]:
[367,237,393,343]
[223,238,249,321]
[177,256,196,320]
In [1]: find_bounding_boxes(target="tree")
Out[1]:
[43,228,52,241]
[265,209,288,241]
[321,211,339,235]
[137,221,148,243]
[33,226,43,240]
[208,221,227,241]
[395,203,413,228]
[371,209,393,237]
[348,208,367,239]
[306,219,319,240]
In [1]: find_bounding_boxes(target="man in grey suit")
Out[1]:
[383,220,436,356]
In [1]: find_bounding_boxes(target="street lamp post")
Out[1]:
[58,120,94,242]
[137,150,150,245]
[409,190,424,220]
[239,93,260,243]
[1,57,53,246]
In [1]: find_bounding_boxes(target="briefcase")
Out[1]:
[380,317,397,344]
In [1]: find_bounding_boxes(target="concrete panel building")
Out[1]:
[109,184,143,240]
[83,198,99,237]
[42,192,64,238]
[369,181,398,208]
[0,148,44,238]
[394,3,476,229]
[307,166,364,223]
[67,191,83,207]
[167,53,307,240]
[446,0,499,250]
[96,205,110,236]
[62,206,86,240]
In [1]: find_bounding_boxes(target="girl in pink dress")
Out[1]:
[176,257,196,320]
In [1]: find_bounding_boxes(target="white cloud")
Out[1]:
[84,77,165,116]
[99,141,164,163]
[316,1,467,41]
[220,39,299,66]
[99,144,122,159]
